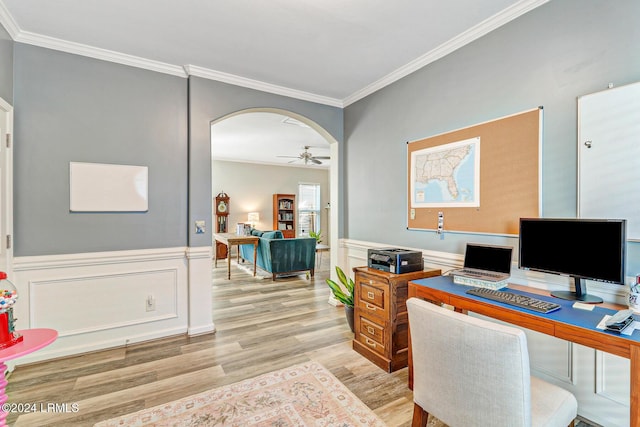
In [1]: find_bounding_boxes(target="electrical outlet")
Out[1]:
[146,295,156,312]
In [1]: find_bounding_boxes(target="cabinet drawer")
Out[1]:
[355,328,386,356]
[360,281,385,307]
[359,316,385,345]
[357,281,389,319]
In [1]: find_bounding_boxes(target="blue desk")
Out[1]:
[408,276,640,427]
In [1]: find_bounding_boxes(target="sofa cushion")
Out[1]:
[262,230,283,239]
[250,229,264,237]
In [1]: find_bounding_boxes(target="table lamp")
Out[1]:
[248,212,260,228]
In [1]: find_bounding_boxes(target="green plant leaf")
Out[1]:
[326,267,354,306]
[336,267,348,286]
[345,277,354,294]
[309,230,322,243]
[326,279,351,306]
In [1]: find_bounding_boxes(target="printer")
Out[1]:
[367,248,424,274]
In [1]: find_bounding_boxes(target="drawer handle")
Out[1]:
[367,291,375,300]
[365,303,377,311]
[367,326,375,335]
[365,338,377,348]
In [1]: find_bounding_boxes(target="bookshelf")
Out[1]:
[273,193,296,238]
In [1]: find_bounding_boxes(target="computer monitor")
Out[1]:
[518,218,627,304]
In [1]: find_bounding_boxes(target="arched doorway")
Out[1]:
[210,108,339,283]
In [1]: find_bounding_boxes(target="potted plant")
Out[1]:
[326,266,355,332]
[309,230,322,244]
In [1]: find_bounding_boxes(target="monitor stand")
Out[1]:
[551,276,603,304]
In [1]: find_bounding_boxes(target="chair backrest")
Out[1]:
[407,297,531,426]
[268,237,316,271]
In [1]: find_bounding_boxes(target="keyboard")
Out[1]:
[465,287,561,314]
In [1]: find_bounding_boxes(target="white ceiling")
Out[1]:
[211,112,331,169]
[0,0,547,167]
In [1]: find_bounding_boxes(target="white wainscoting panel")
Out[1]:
[29,268,178,336]
[573,344,630,427]
[596,351,631,404]
[12,247,191,365]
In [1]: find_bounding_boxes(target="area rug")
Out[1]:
[94,362,386,427]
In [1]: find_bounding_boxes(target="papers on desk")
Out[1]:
[572,302,595,311]
[597,315,640,336]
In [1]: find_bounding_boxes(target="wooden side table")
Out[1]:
[213,233,259,279]
[0,328,57,426]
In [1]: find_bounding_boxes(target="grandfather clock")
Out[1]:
[215,192,229,259]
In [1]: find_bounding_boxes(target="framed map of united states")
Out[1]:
[407,108,541,235]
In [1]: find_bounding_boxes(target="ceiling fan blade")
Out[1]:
[310,158,322,164]
[277,155,302,159]
[311,156,330,160]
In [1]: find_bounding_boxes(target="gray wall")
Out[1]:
[13,44,188,256]
[212,160,330,240]
[0,23,12,103]
[188,77,343,248]
[344,0,640,273]
[10,44,344,256]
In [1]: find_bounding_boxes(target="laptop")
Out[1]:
[451,243,513,282]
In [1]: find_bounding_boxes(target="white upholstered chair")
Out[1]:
[407,297,578,427]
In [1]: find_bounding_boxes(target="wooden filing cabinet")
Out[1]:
[352,266,441,372]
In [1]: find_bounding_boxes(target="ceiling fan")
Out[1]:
[277,146,330,165]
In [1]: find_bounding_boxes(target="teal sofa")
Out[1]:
[239,229,316,280]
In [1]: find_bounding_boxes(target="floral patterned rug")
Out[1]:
[95,362,386,427]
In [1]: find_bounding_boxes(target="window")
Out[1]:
[298,183,320,237]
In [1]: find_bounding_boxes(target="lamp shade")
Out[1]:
[248,212,260,223]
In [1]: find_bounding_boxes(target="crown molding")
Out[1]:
[0,0,19,39]
[184,65,344,108]
[342,0,550,106]
[14,31,187,77]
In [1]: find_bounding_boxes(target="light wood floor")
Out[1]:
[6,256,599,426]
[6,258,415,426]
